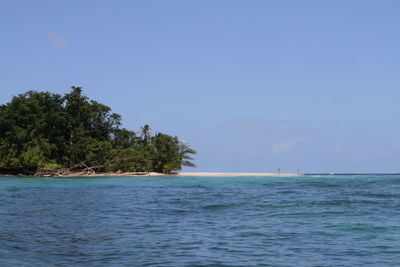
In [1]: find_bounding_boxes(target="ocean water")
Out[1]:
[1,175,400,266]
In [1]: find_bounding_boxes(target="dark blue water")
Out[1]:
[1,175,400,266]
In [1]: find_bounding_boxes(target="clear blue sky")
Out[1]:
[1,0,400,173]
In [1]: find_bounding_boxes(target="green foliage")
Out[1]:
[42,162,63,172]
[0,87,196,174]
[151,133,181,173]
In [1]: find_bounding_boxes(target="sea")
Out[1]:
[1,175,400,266]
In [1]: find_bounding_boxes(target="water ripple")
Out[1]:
[1,175,400,266]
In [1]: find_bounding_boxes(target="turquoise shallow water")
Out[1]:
[1,175,400,266]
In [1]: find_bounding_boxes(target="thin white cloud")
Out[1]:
[225,119,268,128]
[272,137,306,154]
[49,32,68,50]
[217,118,306,132]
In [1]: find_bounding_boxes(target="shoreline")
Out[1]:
[0,171,299,177]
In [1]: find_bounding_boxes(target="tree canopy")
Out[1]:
[0,87,196,175]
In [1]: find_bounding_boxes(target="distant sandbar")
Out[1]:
[177,172,298,177]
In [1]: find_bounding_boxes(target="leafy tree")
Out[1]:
[0,91,66,172]
[151,133,181,173]
[111,128,137,148]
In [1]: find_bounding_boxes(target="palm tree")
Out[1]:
[179,142,197,167]
[140,124,152,143]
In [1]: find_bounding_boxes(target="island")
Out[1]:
[0,87,196,176]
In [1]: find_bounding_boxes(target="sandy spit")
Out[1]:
[177,172,299,177]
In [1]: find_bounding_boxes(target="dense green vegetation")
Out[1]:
[0,87,196,175]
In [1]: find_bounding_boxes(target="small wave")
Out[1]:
[181,185,210,189]
[168,208,193,214]
[5,187,21,193]
[201,203,242,210]
[187,263,233,267]
[361,193,399,198]
[327,224,388,233]
[237,231,266,237]
[278,190,297,194]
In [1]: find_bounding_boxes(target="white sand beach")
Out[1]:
[177,172,298,177]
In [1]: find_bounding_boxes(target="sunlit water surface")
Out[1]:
[1,175,400,266]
